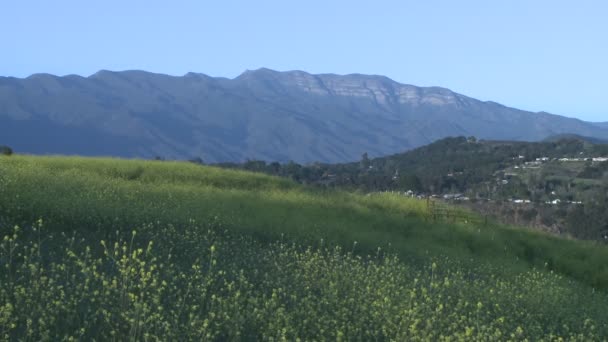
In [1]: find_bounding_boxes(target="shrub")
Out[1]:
[0,145,12,156]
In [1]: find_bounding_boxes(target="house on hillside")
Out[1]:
[443,193,464,200]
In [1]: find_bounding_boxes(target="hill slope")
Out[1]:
[1,155,608,339]
[219,136,608,240]
[543,133,608,144]
[2,68,608,162]
[594,122,608,129]
[2,154,608,286]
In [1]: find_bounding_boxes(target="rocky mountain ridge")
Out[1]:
[1,68,607,162]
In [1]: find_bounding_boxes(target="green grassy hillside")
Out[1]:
[219,136,608,241]
[1,155,608,340]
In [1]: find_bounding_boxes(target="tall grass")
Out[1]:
[1,155,608,339]
[1,155,607,287]
[1,220,606,340]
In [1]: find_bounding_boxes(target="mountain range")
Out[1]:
[1,68,607,163]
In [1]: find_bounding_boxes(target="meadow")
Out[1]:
[1,155,608,340]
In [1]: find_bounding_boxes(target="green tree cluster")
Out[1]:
[0,145,13,156]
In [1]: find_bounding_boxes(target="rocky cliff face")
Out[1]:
[1,68,607,163]
[237,68,463,107]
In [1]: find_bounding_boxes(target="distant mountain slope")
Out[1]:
[543,133,608,144]
[1,68,608,162]
[594,122,608,129]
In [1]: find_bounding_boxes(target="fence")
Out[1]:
[426,198,488,226]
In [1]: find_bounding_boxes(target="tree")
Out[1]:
[398,174,422,192]
[360,152,371,170]
[269,162,281,174]
[283,161,302,181]
[0,145,13,156]
[189,157,204,165]
[243,160,273,173]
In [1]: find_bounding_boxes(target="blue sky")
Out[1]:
[1,0,607,121]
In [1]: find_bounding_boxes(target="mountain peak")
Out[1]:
[238,67,280,78]
[2,68,608,163]
[89,70,116,78]
[26,73,59,80]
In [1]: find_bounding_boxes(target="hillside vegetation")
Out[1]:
[1,155,608,340]
[222,136,608,241]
